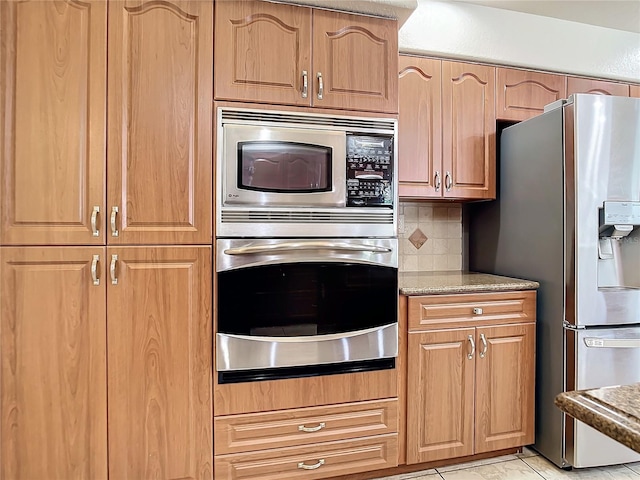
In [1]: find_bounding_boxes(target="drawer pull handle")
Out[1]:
[473,307,483,315]
[110,206,119,237]
[298,422,325,433]
[467,334,475,360]
[479,333,488,358]
[91,206,100,237]
[298,459,325,470]
[91,255,100,286]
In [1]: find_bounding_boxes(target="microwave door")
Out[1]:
[222,124,346,207]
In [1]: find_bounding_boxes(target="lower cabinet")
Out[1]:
[405,291,536,464]
[0,246,212,480]
[214,399,398,479]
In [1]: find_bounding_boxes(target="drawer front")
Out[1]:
[408,291,536,331]
[214,433,398,480]
[215,399,398,454]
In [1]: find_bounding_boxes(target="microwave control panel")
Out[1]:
[346,134,393,207]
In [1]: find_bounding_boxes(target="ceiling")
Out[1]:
[453,1,640,33]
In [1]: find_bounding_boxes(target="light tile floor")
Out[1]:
[372,448,640,480]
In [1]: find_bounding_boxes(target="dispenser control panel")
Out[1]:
[602,201,640,225]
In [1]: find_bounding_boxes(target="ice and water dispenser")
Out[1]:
[598,201,640,289]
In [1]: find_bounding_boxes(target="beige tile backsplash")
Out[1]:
[398,201,462,272]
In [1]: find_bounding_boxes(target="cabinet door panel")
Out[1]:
[312,10,398,113]
[442,61,495,199]
[631,85,640,98]
[475,323,536,453]
[0,1,106,245]
[107,246,212,480]
[567,77,630,97]
[496,67,566,121]
[406,328,475,464]
[1,247,107,480]
[107,0,212,244]
[398,56,442,198]
[215,0,311,106]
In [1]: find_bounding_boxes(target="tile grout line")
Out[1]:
[521,457,550,480]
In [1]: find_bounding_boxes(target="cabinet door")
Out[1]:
[475,323,535,453]
[1,247,107,480]
[107,246,212,480]
[215,0,311,106]
[631,85,640,98]
[496,67,566,121]
[107,0,212,244]
[398,56,442,198]
[567,77,630,97]
[0,1,106,245]
[442,61,495,200]
[312,10,398,113]
[406,328,475,464]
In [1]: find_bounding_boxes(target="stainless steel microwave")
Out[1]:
[216,107,398,238]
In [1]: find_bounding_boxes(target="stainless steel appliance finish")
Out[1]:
[469,95,640,468]
[216,107,398,238]
[217,323,398,372]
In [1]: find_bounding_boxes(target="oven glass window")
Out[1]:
[218,263,397,336]
[238,141,332,193]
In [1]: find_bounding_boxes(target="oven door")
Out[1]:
[223,124,346,207]
[216,238,398,383]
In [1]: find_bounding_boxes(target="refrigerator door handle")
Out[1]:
[584,337,640,348]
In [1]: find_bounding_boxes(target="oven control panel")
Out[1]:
[346,134,394,207]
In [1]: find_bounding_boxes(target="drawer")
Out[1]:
[408,290,536,331]
[214,433,398,480]
[214,399,398,454]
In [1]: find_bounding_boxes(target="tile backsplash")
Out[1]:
[398,201,462,272]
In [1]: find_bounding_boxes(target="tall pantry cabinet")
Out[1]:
[0,1,213,479]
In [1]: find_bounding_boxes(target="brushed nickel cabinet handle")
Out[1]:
[480,333,488,359]
[317,72,323,100]
[298,422,325,433]
[91,255,100,286]
[110,254,118,285]
[445,171,453,191]
[434,171,441,191]
[110,206,119,237]
[302,70,308,98]
[467,334,475,360]
[298,459,325,470]
[91,206,100,237]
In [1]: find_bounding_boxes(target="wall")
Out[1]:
[398,202,462,272]
[399,0,640,83]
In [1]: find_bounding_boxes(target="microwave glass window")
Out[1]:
[238,141,332,193]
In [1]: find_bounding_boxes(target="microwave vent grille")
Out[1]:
[221,210,393,225]
[221,109,396,132]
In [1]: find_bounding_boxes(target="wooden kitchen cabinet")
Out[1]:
[496,67,566,121]
[631,85,640,98]
[0,0,107,245]
[107,0,212,244]
[398,57,495,200]
[215,0,398,113]
[567,77,630,97]
[1,247,107,480]
[107,246,212,480]
[405,291,536,464]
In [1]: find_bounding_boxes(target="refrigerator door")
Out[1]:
[568,327,640,467]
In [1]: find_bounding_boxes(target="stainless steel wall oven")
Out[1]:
[215,107,399,384]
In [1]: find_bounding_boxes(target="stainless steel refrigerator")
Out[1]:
[468,94,640,468]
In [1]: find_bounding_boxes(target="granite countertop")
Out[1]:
[555,383,640,453]
[399,271,540,295]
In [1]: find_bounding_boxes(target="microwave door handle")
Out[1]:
[224,241,392,255]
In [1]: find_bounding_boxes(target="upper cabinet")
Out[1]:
[107,0,213,245]
[215,0,398,114]
[398,57,495,200]
[0,0,107,245]
[567,77,630,97]
[631,85,640,98]
[496,67,566,121]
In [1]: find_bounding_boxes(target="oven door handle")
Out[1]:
[224,241,392,255]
